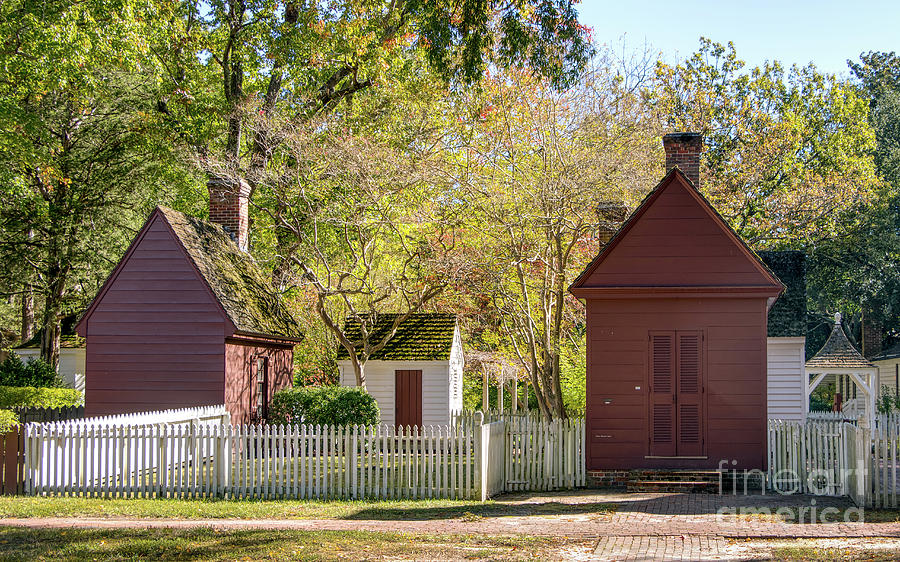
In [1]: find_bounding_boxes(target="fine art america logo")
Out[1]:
[714,459,866,523]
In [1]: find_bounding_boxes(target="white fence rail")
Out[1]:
[24,411,586,500]
[61,404,230,428]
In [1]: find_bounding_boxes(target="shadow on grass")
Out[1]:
[0,527,555,561]
[341,500,618,520]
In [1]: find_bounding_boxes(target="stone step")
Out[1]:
[626,480,720,493]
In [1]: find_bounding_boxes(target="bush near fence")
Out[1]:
[269,387,379,426]
[0,411,16,433]
[0,386,83,409]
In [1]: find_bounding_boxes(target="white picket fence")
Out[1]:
[24,405,231,491]
[767,419,848,496]
[23,410,586,500]
[505,416,586,491]
[768,416,900,508]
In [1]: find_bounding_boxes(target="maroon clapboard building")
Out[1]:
[76,180,301,422]
[570,133,783,471]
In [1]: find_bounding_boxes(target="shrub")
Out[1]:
[0,410,17,433]
[0,355,65,388]
[0,386,84,409]
[270,386,379,426]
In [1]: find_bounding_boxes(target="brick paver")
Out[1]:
[594,535,730,561]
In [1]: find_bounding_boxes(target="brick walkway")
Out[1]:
[594,535,729,561]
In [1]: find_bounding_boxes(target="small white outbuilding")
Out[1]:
[337,314,463,427]
[12,330,86,392]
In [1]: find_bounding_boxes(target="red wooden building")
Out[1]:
[570,133,783,471]
[76,180,301,422]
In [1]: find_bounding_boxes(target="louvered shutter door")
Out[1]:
[676,331,703,456]
[649,332,676,456]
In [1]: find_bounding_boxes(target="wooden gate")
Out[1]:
[1,426,24,495]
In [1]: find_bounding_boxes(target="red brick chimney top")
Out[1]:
[208,177,250,251]
[663,132,703,188]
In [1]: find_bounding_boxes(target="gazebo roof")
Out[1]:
[806,313,876,371]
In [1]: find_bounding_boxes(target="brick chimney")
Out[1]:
[208,176,250,251]
[663,132,703,187]
[596,200,628,247]
[862,312,883,359]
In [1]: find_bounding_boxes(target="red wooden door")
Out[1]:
[395,370,423,428]
[649,330,704,457]
[649,332,676,456]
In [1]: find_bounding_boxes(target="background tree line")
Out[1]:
[2,0,898,418]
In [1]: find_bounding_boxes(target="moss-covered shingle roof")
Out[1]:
[158,207,301,341]
[759,250,807,338]
[15,314,84,349]
[336,313,457,361]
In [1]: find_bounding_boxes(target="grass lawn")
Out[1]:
[770,546,900,561]
[0,496,617,520]
[0,527,581,561]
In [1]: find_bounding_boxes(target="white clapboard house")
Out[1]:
[337,313,463,427]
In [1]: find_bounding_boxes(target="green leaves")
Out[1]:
[654,38,878,246]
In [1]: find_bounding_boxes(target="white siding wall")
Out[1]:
[767,337,806,420]
[874,358,900,398]
[13,348,85,392]
[338,360,452,426]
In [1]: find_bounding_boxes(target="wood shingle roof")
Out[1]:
[759,251,807,338]
[806,314,875,371]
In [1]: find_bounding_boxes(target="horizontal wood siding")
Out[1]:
[767,338,806,420]
[84,216,227,416]
[224,340,293,425]
[584,179,774,287]
[875,359,900,397]
[338,360,451,426]
[586,297,768,470]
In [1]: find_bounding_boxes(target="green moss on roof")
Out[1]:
[336,313,457,361]
[157,206,300,341]
[759,250,807,338]
[15,314,84,349]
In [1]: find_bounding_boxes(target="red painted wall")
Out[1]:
[224,339,294,425]
[83,215,227,416]
[586,297,768,470]
[583,178,767,287]
[574,172,780,471]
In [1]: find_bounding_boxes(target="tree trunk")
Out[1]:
[20,284,33,343]
[39,297,61,371]
[20,227,34,343]
[351,359,367,388]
